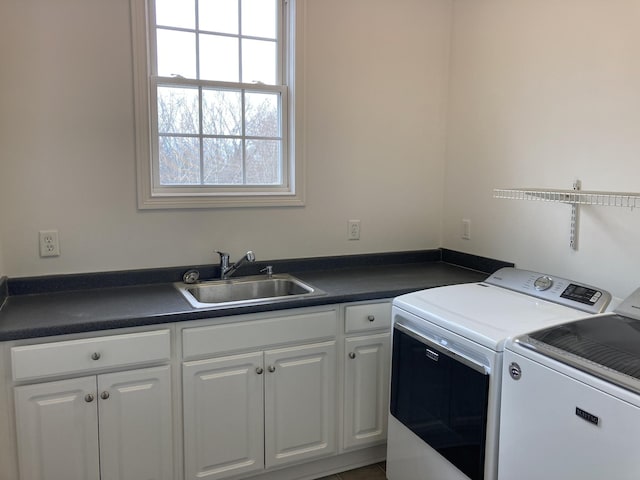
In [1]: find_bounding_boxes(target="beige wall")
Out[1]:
[6,0,637,299]
[0,0,452,277]
[442,0,640,298]
[0,237,4,278]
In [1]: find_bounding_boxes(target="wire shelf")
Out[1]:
[494,188,640,209]
[493,182,640,250]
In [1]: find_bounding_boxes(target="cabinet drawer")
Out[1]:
[11,329,171,381]
[183,309,337,359]
[345,303,391,333]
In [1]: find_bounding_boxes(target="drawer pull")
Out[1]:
[100,391,110,400]
[84,393,95,403]
[349,352,356,359]
[367,315,375,322]
[91,352,101,361]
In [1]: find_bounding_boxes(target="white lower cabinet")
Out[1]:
[5,303,395,480]
[342,302,391,451]
[183,340,337,480]
[264,341,337,468]
[97,367,174,480]
[183,352,265,480]
[14,365,173,480]
[343,333,390,449]
[14,376,100,480]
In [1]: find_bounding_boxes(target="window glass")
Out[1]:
[241,39,277,84]
[199,0,238,34]
[245,92,279,137]
[203,138,243,184]
[199,34,240,82]
[158,136,201,185]
[246,140,280,184]
[155,0,195,29]
[242,0,277,38]
[202,89,242,136]
[157,86,200,134]
[156,30,197,78]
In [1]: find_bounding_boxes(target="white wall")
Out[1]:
[0,0,452,278]
[443,0,640,298]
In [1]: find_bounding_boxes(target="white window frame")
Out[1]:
[131,0,305,209]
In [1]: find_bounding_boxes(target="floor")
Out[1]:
[318,462,387,480]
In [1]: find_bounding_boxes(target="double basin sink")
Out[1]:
[175,274,326,309]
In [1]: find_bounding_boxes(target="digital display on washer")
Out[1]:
[560,284,601,305]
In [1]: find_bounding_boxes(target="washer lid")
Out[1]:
[516,313,640,395]
[393,282,588,351]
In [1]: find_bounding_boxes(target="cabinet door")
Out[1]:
[98,365,173,480]
[183,352,264,480]
[14,376,100,480]
[343,333,390,449]
[264,341,337,468]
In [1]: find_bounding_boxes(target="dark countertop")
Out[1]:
[0,250,508,341]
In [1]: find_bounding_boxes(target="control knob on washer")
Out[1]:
[534,276,553,291]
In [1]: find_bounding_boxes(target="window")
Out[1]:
[131,0,303,208]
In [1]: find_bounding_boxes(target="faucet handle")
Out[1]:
[215,250,229,258]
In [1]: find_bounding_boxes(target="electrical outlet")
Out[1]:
[461,219,471,240]
[348,220,361,240]
[39,230,60,257]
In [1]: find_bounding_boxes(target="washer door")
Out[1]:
[390,325,489,480]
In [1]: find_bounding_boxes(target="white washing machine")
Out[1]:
[387,267,611,480]
[498,287,640,480]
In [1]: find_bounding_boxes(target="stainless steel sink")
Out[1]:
[175,274,326,308]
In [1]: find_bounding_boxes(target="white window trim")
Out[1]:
[130,0,305,209]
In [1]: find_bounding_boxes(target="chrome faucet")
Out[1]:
[216,250,256,279]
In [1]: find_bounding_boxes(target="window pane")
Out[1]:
[159,136,201,185]
[242,0,276,39]
[199,0,238,34]
[246,140,280,184]
[199,34,239,82]
[202,89,242,135]
[241,39,276,84]
[245,92,279,137]
[157,86,200,134]
[157,29,197,78]
[156,0,195,29]
[203,138,243,184]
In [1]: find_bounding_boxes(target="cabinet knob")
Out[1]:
[91,352,101,361]
[100,391,110,400]
[256,367,264,375]
[84,393,95,403]
[349,352,356,359]
[367,315,375,322]
[267,365,276,373]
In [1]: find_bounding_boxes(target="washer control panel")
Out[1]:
[485,267,611,313]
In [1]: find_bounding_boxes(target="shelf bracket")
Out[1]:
[569,179,581,250]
